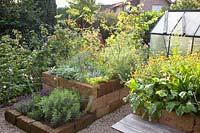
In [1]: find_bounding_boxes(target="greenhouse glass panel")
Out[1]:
[172,18,183,35]
[167,12,184,34]
[150,11,200,56]
[151,15,165,34]
[170,36,192,55]
[150,34,167,55]
[185,12,200,36]
[192,38,200,53]
[196,27,200,36]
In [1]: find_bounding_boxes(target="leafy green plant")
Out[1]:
[125,54,200,121]
[86,76,109,86]
[171,0,200,10]
[16,89,82,127]
[39,89,81,127]
[15,94,43,120]
[49,51,110,84]
[67,0,100,28]
[95,10,118,41]
[96,42,137,82]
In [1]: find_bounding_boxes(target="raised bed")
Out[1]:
[5,109,96,133]
[42,72,129,118]
[136,108,200,133]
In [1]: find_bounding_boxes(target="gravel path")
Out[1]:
[0,104,131,133]
[79,104,131,133]
[0,107,25,133]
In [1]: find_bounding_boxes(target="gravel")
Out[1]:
[0,104,131,133]
[0,107,25,133]
[79,104,131,133]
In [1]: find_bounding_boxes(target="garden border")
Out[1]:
[5,109,96,133]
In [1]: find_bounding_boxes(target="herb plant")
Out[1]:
[39,89,81,127]
[15,89,82,127]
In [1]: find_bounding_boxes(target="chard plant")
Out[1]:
[125,54,200,121]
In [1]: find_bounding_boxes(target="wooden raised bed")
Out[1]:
[5,109,96,133]
[136,108,200,133]
[42,72,129,118]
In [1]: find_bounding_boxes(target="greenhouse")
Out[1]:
[150,10,200,56]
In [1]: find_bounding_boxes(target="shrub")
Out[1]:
[0,29,55,104]
[96,40,138,82]
[15,89,82,127]
[39,89,81,127]
[95,10,118,41]
[171,0,200,10]
[0,25,84,104]
[125,54,200,121]
[0,32,36,104]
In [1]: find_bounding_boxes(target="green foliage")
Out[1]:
[49,51,110,85]
[67,0,100,27]
[0,0,56,47]
[141,11,163,44]
[39,89,81,127]
[16,95,43,120]
[0,26,79,104]
[35,0,57,25]
[171,0,200,10]
[94,7,161,82]
[0,31,37,104]
[56,7,69,20]
[16,89,81,127]
[0,0,161,104]
[97,39,138,82]
[50,6,161,84]
[0,0,42,36]
[86,76,109,86]
[116,7,162,45]
[125,54,200,120]
[16,100,35,115]
[95,10,118,40]
[0,8,104,104]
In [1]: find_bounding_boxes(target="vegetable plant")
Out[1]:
[125,54,200,121]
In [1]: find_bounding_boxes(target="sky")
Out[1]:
[56,0,124,7]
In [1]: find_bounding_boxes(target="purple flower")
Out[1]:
[16,94,32,102]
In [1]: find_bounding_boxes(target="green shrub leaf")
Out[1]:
[176,104,184,116]
[156,90,168,97]
[179,91,187,99]
[166,101,179,112]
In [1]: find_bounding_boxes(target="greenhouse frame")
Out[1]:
[150,10,200,56]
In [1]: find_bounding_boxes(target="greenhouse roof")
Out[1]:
[151,10,200,38]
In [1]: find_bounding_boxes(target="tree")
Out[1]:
[171,0,200,10]
[67,0,100,28]
[36,0,57,25]
[0,0,57,37]
[0,0,42,36]
[57,7,69,20]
